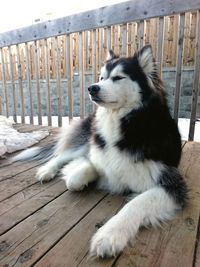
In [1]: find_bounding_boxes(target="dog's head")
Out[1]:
[88,45,164,110]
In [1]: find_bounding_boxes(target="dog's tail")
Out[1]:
[12,142,56,162]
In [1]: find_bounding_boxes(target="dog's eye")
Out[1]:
[100,77,104,81]
[112,76,125,81]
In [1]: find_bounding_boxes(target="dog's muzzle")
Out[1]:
[88,85,100,96]
[88,85,102,102]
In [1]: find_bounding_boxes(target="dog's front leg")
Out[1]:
[90,186,179,258]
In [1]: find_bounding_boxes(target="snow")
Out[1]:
[0,116,49,157]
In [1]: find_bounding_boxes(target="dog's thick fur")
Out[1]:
[14,45,188,258]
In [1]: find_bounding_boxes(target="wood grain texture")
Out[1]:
[66,34,74,121]
[79,31,85,119]
[0,48,9,117]
[33,41,42,125]
[189,10,200,141]
[195,223,200,266]
[24,43,33,124]
[0,179,66,235]
[44,39,52,126]
[156,17,165,76]
[55,37,62,127]
[173,13,185,122]
[0,190,106,267]
[8,46,17,122]
[34,195,126,267]
[16,44,25,123]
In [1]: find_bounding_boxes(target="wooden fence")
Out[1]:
[0,0,200,140]
[0,12,198,81]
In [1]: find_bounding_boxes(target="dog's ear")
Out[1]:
[106,50,119,61]
[137,45,156,76]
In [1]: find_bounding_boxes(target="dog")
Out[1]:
[14,45,188,258]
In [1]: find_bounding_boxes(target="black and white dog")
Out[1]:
[14,45,188,258]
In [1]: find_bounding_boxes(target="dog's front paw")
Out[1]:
[90,221,129,258]
[62,174,85,191]
[36,164,57,182]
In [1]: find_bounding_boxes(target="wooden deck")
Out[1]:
[0,124,200,267]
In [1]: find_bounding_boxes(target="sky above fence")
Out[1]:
[0,0,125,33]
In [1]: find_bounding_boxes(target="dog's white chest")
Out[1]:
[90,107,162,193]
[90,145,158,193]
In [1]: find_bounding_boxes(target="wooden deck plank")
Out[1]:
[0,159,46,182]
[0,164,44,202]
[0,189,107,267]
[0,178,60,216]
[0,124,200,267]
[112,141,200,267]
[0,179,67,235]
[34,194,126,267]
[195,222,200,267]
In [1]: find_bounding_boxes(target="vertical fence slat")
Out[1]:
[138,20,145,49]
[173,13,186,122]
[66,34,73,122]
[92,29,98,111]
[34,41,42,125]
[8,46,17,122]
[92,30,97,83]
[189,10,200,141]
[51,38,56,79]
[0,48,9,117]
[111,26,114,51]
[55,37,62,127]
[84,31,89,70]
[25,43,33,124]
[79,32,85,119]
[113,25,120,55]
[121,24,127,56]
[16,44,25,123]
[106,26,111,51]
[131,22,137,54]
[44,39,52,126]
[156,17,165,76]
[99,29,103,70]
[4,49,9,81]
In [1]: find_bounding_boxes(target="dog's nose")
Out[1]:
[88,85,100,96]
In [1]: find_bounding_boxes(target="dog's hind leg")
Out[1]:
[36,115,94,182]
[61,157,98,191]
[36,145,88,182]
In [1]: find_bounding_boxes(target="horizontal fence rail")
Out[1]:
[0,0,199,140]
